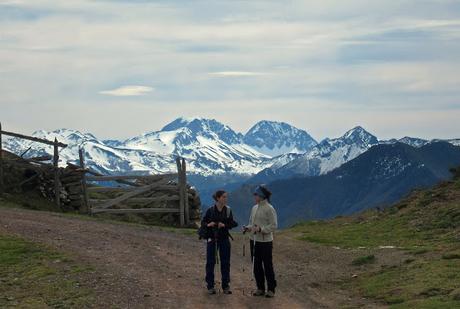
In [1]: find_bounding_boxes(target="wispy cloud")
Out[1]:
[99,85,154,96]
[208,71,266,77]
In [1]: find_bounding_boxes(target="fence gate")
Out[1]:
[80,153,190,227]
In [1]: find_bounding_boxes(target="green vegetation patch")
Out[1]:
[352,254,376,266]
[291,215,430,249]
[349,257,460,308]
[0,234,94,308]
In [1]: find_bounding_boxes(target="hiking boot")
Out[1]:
[223,287,232,294]
[207,288,216,295]
[252,289,265,296]
[265,290,275,298]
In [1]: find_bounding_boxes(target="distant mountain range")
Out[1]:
[247,126,378,184]
[3,118,320,176]
[4,117,458,178]
[230,141,460,227]
[3,117,460,222]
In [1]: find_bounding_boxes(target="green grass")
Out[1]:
[291,199,459,250]
[350,257,460,308]
[0,234,94,308]
[291,215,437,250]
[0,192,62,212]
[351,254,376,266]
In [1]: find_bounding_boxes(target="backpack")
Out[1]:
[197,206,232,240]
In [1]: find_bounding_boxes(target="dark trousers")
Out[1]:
[250,240,277,292]
[206,238,231,289]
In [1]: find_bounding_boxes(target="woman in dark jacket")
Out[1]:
[201,190,238,294]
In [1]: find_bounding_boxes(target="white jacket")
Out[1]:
[247,199,278,242]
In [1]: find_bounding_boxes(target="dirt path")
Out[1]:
[0,208,388,308]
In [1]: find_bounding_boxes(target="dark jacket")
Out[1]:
[200,205,238,241]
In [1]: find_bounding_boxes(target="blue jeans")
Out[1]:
[205,238,231,289]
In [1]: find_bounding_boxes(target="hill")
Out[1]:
[290,166,460,307]
[230,141,460,227]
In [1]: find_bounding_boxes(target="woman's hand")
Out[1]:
[218,222,225,229]
[207,222,216,227]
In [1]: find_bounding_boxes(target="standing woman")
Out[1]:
[244,185,278,298]
[200,190,238,295]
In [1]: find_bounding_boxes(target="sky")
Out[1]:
[1,0,460,141]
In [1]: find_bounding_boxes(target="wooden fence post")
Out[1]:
[176,157,185,227]
[0,122,3,195]
[182,158,189,226]
[79,148,90,214]
[53,138,61,208]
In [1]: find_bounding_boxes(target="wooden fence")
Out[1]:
[79,150,191,226]
[0,123,194,227]
[0,122,67,207]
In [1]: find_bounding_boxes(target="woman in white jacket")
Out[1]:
[243,185,278,298]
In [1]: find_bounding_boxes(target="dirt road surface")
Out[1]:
[0,208,389,308]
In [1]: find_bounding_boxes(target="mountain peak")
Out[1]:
[158,117,243,145]
[341,126,378,145]
[343,126,366,137]
[161,117,197,132]
[31,128,98,144]
[244,121,317,157]
[397,136,429,148]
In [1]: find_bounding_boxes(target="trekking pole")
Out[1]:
[242,229,247,296]
[252,237,256,278]
[214,231,221,294]
[251,227,257,295]
[242,233,246,273]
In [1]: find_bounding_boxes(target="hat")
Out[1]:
[253,185,267,200]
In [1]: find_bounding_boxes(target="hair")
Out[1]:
[212,190,227,202]
[259,185,272,202]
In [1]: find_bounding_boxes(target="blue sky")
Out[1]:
[1,0,459,141]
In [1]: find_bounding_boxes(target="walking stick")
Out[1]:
[251,227,259,295]
[214,229,221,294]
[242,234,246,273]
[252,235,256,278]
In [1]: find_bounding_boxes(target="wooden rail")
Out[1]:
[0,122,67,207]
[0,129,67,147]
[79,150,190,227]
[91,208,180,214]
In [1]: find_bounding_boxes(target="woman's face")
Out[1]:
[254,194,262,204]
[218,193,228,204]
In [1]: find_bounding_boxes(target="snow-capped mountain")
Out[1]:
[247,126,379,183]
[3,119,459,182]
[243,121,317,157]
[3,129,161,174]
[120,117,270,175]
[381,137,429,148]
[2,118,272,176]
[281,126,378,174]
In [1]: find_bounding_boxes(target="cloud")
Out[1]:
[1,0,460,139]
[208,71,266,77]
[99,85,154,96]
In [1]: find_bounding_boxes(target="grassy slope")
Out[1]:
[290,169,460,308]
